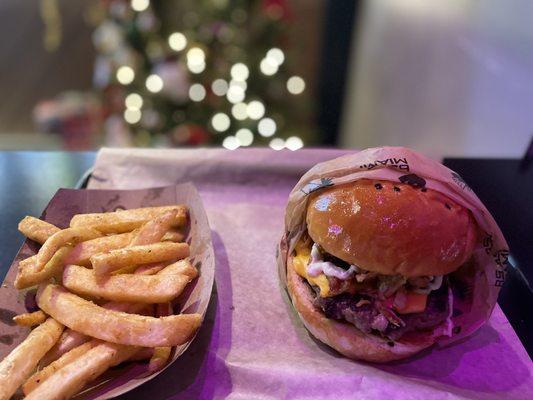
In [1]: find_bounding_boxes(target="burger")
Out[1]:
[286,179,478,362]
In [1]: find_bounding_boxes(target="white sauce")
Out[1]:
[307,243,357,280]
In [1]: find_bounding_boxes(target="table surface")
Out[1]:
[0,151,530,361]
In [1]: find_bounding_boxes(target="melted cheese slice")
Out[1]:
[293,241,331,297]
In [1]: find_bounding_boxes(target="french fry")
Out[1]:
[32,227,103,272]
[133,262,167,275]
[148,346,172,373]
[63,264,194,303]
[161,229,185,242]
[42,261,163,367]
[70,205,187,231]
[148,302,173,372]
[15,246,73,289]
[13,310,47,327]
[37,284,202,347]
[159,258,198,279]
[129,347,154,361]
[39,302,148,367]
[24,341,138,400]
[64,231,135,266]
[18,217,60,245]
[0,318,63,400]
[23,341,98,395]
[130,210,183,246]
[90,242,189,276]
[40,329,89,367]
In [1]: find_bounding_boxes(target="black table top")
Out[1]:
[0,151,530,359]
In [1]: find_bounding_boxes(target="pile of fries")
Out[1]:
[0,206,201,400]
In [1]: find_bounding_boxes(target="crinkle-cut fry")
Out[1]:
[18,217,60,245]
[15,246,73,289]
[91,242,189,276]
[13,310,47,327]
[22,340,98,395]
[69,205,187,230]
[32,227,103,272]
[24,341,138,400]
[161,229,185,243]
[130,210,183,246]
[64,231,135,266]
[0,318,63,400]
[63,264,193,303]
[37,284,202,347]
[39,302,147,367]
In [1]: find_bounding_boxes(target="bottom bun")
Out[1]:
[287,254,436,362]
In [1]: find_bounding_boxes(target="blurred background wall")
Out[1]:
[341,0,533,157]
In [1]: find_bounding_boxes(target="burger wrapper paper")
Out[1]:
[0,183,215,399]
[24,147,530,400]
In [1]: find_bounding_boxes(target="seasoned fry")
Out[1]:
[148,346,172,373]
[40,329,89,367]
[159,258,198,279]
[15,246,73,289]
[91,242,189,276]
[18,217,60,245]
[37,284,202,347]
[70,205,187,230]
[64,231,135,266]
[161,229,185,242]
[149,302,173,372]
[129,347,154,361]
[39,302,147,366]
[130,210,184,246]
[24,341,138,400]
[63,264,193,303]
[0,318,63,400]
[23,341,98,395]
[13,310,47,327]
[133,262,167,275]
[2,204,201,399]
[32,227,103,272]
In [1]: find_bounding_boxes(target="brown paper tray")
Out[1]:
[0,183,215,399]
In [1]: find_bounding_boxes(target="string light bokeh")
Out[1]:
[94,0,315,149]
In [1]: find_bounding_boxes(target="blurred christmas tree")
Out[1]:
[89,0,315,149]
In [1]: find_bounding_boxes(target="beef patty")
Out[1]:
[314,282,450,341]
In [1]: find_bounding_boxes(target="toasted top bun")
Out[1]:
[287,254,435,362]
[306,179,477,277]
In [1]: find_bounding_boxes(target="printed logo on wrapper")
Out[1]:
[451,172,473,192]
[483,233,510,287]
[277,146,510,347]
[358,157,410,171]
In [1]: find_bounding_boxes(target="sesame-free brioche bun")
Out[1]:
[286,254,435,362]
[306,180,477,277]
